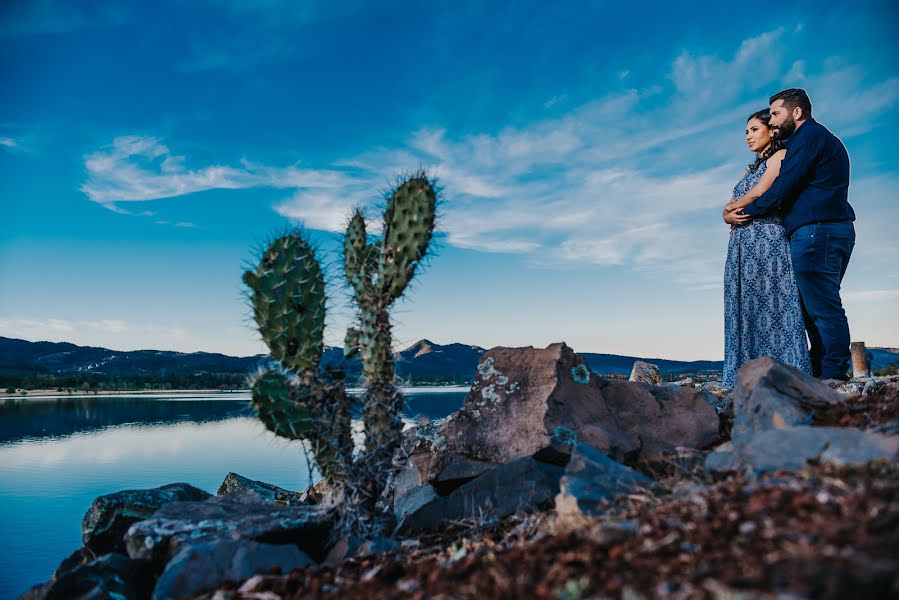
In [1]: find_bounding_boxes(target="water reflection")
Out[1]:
[0,390,466,598]
[0,389,467,446]
[0,395,252,445]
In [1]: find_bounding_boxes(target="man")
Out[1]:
[724,88,856,380]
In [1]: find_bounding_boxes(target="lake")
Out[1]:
[0,388,468,598]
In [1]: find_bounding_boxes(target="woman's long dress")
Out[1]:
[723,161,812,388]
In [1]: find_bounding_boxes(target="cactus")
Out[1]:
[244,172,437,536]
[243,235,353,487]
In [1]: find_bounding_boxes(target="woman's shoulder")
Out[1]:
[765,148,787,166]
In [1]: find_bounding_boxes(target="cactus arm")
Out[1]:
[243,232,326,375]
[378,173,437,305]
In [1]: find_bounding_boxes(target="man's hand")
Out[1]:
[723,204,751,226]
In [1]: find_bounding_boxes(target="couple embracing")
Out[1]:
[721,88,856,388]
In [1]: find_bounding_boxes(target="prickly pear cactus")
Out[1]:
[341,173,437,532]
[243,232,352,487]
[244,172,438,537]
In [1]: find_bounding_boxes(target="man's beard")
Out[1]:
[773,114,797,141]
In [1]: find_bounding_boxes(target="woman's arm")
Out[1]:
[726,149,787,212]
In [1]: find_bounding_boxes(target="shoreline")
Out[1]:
[0,389,249,399]
[0,385,472,399]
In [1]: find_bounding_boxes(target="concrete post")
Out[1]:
[850,341,869,379]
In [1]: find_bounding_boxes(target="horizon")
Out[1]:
[2,1,898,361]
[3,334,897,364]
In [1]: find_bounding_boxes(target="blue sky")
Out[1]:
[1,0,897,360]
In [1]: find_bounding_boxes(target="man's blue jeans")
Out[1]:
[789,221,855,379]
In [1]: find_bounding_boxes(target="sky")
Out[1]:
[1,0,897,361]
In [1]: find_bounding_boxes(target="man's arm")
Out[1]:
[740,129,820,217]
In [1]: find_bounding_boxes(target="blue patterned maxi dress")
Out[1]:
[723,161,812,388]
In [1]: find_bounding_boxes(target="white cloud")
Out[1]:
[0,318,187,348]
[0,137,16,147]
[79,27,899,292]
[81,136,366,230]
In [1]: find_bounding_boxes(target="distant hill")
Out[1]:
[3,336,895,387]
[0,336,267,377]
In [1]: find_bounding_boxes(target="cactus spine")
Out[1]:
[244,172,437,536]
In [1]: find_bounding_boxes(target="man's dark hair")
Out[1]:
[770,88,812,119]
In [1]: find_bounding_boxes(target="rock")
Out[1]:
[82,482,211,555]
[821,380,866,397]
[124,489,335,565]
[237,574,285,594]
[706,427,899,474]
[354,536,400,557]
[439,343,718,466]
[555,443,660,517]
[863,378,899,402]
[216,472,306,504]
[396,457,564,534]
[152,540,313,600]
[297,478,334,505]
[584,520,639,546]
[52,547,95,579]
[659,377,695,388]
[394,484,439,523]
[393,418,451,489]
[442,344,609,465]
[629,360,662,384]
[533,426,578,466]
[432,456,497,494]
[595,379,720,459]
[732,426,899,473]
[21,553,155,600]
[732,357,842,446]
[382,453,428,510]
[704,441,741,474]
[699,381,728,396]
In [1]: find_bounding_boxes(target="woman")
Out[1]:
[722,109,811,388]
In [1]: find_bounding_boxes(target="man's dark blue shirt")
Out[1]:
[741,117,855,235]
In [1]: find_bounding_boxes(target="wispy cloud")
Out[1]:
[81,135,363,209]
[80,26,899,288]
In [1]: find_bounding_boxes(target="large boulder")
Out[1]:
[439,343,718,466]
[732,357,842,446]
[82,483,211,554]
[124,489,335,565]
[152,540,313,600]
[555,443,660,517]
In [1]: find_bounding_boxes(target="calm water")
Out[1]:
[0,389,467,598]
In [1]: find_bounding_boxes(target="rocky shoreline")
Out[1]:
[20,343,899,599]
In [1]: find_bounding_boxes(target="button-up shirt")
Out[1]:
[741,117,855,235]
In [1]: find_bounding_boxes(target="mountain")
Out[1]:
[868,347,899,371]
[393,339,486,381]
[579,353,723,377]
[0,336,267,377]
[3,336,895,387]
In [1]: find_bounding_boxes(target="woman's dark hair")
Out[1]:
[747,109,784,172]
